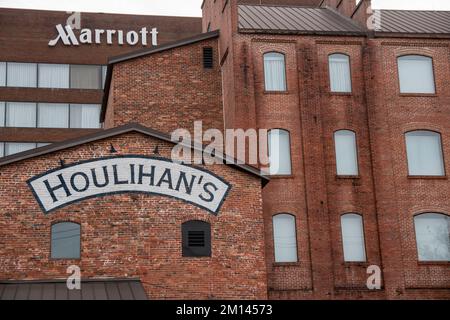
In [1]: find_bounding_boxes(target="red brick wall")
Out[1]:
[0,132,267,299]
[222,31,450,299]
[105,38,224,137]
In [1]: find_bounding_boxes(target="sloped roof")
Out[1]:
[0,278,147,300]
[238,4,364,35]
[0,123,269,185]
[374,10,450,35]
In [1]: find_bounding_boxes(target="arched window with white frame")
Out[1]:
[334,130,359,176]
[341,213,366,262]
[263,52,287,91]
[405,130,445,176]
[268,129,292,175]
[397,55,435,94]
[329,53,352,93]
[414,213,450,261]
[273,214,298,263]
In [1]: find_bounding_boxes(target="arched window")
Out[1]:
[51,222,81,259]
[341,214,366,262]
[329,53,352,93]
[405,131,444,176]
[397,55,435,94]
[273,214,298,262]
[182,220,211,257]
[414,213,450,261]
[268,129,292,175]
[334,130,359,176]
[263,52,287,91]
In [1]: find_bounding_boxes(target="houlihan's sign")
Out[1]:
[27,156,231,215]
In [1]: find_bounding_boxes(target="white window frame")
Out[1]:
[268,129,292,176]
[414,213,450,262]
[329,53,352,93]
[273,213,298,263]
[397,55,436,94]
[334,130,359,176]
[341,213,367,262]
[263,52,287,92]
[405,130,445,176]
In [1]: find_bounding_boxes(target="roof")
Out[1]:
[374,10,450,36]
[238,4,364,35]
[0,123,269,185]
[100,30,219,121]
[0,278,147,300]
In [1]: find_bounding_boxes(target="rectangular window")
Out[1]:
[38,64,70,88]
[102,65,108,89]
[341,214,366,262]
[268,129,292,175]
[0,62,6,86]
[70,65,101,89]
[329,54,352,93]
[6,102,36,127]
[0,142,4,157]
[0,102,5,127]
[406,131,444,176]
[70,104,101,128]
[4,142,37,156]
[38,103,69,128]
[6,62,37,87]
[398,55,435,94]
[264,53,287,91]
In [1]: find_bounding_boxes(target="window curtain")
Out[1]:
[5,142,36,156]
[264,53,286,91]
[70,65,101,89]
[38,64,70,88]
[6,102,36,127]
[70,104,101,128]
[329,54,352,93]
[0,62,6,86]
[38,103,69,128]
[398,55,435,94]
[51,222,81,259]
[341,214,366,262]
[0,102,5,127]
[414,213,450,261]
[268,129,292,175]
[273,214,298,262]
[334,130,358,175]
[406,131,444,176]
[6,62,37,87]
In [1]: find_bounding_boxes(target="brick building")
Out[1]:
[0,0,449,299]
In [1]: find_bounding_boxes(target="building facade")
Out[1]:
[0,0,449,300]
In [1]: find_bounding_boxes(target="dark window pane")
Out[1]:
[51,222,80,259]
[70,65,101,89]
[182,221,211,257]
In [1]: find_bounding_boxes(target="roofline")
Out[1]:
[238,28,366,37]
[373,32,450,39]
[0,278,141,284]
[0,123,269,185]
[100,30,220,122]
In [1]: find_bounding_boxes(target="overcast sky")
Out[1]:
[0,0,449,16]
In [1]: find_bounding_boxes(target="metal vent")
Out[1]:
[188,231,205,247]
[203,47,214,69]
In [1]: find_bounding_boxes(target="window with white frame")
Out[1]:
[397,55,435,94]
[273,214,298,263]
[334,130,359,176]
[264,52,287,91]
[268,129,292,175]
[6,62,37,88]
[38,64,70,88]
[329,54,352,93]
[405,131,444,176]
[341,213,366,262]
[0,102,4,127]
[414,213,450,261]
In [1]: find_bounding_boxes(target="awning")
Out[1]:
[0,278,148,300]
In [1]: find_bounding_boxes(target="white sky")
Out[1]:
[0,0,449,17]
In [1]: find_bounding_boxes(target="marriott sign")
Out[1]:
[48,24,159,47]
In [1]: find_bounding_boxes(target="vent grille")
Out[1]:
[188,231,205,247]
[203,47,214,69]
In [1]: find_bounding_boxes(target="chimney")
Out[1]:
[321,0,372,29]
